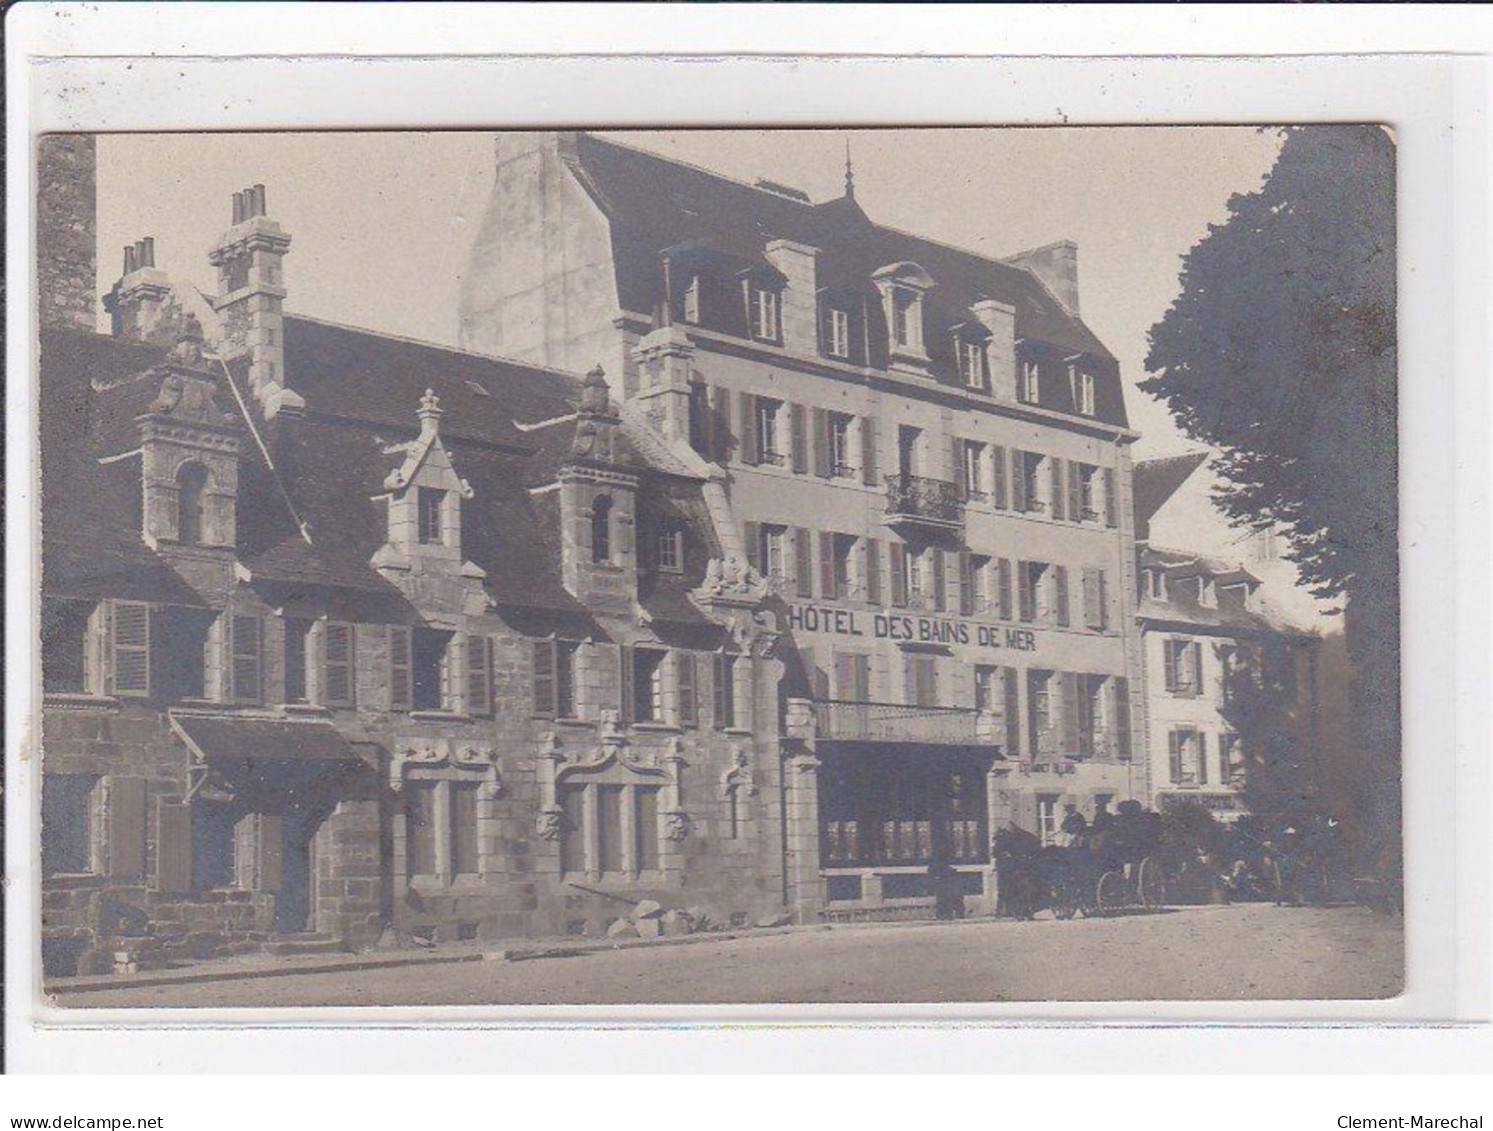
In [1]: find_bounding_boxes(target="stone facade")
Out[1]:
[36,134,97,332]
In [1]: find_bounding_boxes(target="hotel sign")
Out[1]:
[785,603,1039,653]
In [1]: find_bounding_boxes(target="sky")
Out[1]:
[96,126,1285,462]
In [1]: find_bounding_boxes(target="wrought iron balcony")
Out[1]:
[812,699,989,747]
[884,473,965,532]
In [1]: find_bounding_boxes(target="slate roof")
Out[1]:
[565,132,1127,427]
[1137,545,1311,639]
[40,317,724,634]
[1132,451,1210,541]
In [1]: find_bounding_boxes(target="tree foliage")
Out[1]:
[1142,126,1399,753]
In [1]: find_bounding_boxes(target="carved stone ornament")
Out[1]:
[390,738,502,792]
[535,807,565,841]
[722,749,758,798]
[698,554,769,603]
[664,810,691,841]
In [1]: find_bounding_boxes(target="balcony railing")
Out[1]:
[813,698,986,746]
[884,473,965,531]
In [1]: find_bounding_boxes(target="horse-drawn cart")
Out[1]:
[994,804,1168,920]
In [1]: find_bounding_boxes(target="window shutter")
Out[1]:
[1114,677,1133,760]
[889,542,907,607]
[794,527,814,598]
[1068,460,1084,521]
[105,775,147,880]
[323,622,355,707]
[811,408,832,477]
[1017,561,1036,622]
[950,437,966,501]
[1003,668,1022,760]
[738,392,759,465]
[743,521,762,574]
[1097,570,1109,631]
[1169,732,1184,782]
[1050,458,1066,521]
[1082,568,1101,630]
[1103,467,1118,528]
[1011,450,1028,512]
[619,644,635,724]
[109,600,152,696]
[388,625,413,711]
[789,402,808,473]
[466,635,492,715]
[864,538,882,605]
[931,549,948,612]
[713,653,732,729]
[997,558,1013,620]
[1060,673,1081,759]
[958,551,975,616]
[155,799,192,894]
[1164,641,1179,693]
[1197,732,1210,785]
[230,615,263,704]
[710,385,732,462]
[678,652,698,728]
[819,531,837,599]
[992,445,1008,509]
[1190,642,1204,697]
[531,638,557,717]
[861,415,879,486]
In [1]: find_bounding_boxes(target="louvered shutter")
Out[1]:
[1164,641,1180,693]
[388,625,413,711]
[1060,673,1081,759]
[958,551,975,616]
[1169,732,1184,782]
[155,799,192,893]
[619,644,635,724]
[1082,568,1102,630]
[678,651,698,728]
[931,549,948,613]
[789,403,808,473]
[1103,467,1118,528]
[794,527,814,598]
[864,538,882,605]
[861,415,879,485]
[466,635,492,715]
[743,521,762,574]
[811,408,832,476]
[1114,677,1133,760]
[997,558,1013,620]
[713,653,733,729]
[1003,668,1022,759]
[889,542,908,607]
[992,445,1008,509]
[1190,641,1203,697]
[1069,460,1084,521]
[950,437,966,501]
[1050,459,1065,520]
[711,386,732,462]
[531,638,557,716]
[819,531,837,599]
[1017,562,1036,622]
[1097,570,1109,631]
[109,600,152,697]
[1054,565,1071,627]
[323,622,355,707]
[738,392,759,465]
[1011,450,1028,512]
[230,615,263,704]
[1197,731,1210,785]
[106,775,147,880]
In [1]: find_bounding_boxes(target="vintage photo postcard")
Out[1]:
[29,125,1401,1010]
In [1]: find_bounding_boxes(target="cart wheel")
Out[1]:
[1139,857,1167,912]
[1096,870,1126,917]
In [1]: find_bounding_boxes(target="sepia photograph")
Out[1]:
[30,123,1403,1010]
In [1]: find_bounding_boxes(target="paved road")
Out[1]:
[57,903,1402,1009]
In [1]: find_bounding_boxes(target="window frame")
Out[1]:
[826,305,851,359]
[957,336,988,390]
[656,526,684,574]
[1021,360,1041,403]
[746,282,781,343]
[417,486,445,546]
[558,779,666,881]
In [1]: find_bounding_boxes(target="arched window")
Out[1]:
[591,496,612,563]
[176,462,209,545]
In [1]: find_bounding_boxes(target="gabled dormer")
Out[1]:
[559,366,640,616]
[872,261,935,376]
[372,389,486,595]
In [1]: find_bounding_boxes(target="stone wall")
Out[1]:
[36,134,97,332]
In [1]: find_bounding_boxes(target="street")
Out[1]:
[55,903,1403,1008]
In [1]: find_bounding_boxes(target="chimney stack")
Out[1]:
[103,235,173,342]
[209,183,302,419]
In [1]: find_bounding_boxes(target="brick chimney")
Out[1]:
[970,297,1018,401]
[763,239,820,355]
[102,238,174,342]
[209,184,302,419]
[631,323,696,445]
[1006,240,1080,317]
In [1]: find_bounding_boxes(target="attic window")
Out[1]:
[746,282,780,343]
[418,488,445,545]
[464,379,490,397]
[891,287,921,351]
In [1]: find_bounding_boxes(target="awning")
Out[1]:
[169,713,376,768]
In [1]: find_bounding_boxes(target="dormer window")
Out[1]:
[891,288,920,351]
[1143,568,1167,600]
[746,282,780,342]
[591,495,613,564]
[957,336,989,390]
[418,487,445,545]
[657,526,684,573]
[872,262,935,366]
[176,462,209,545]
[1078,371,1096,416]
[1021,360,1041,403]
[826,306,851,359]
